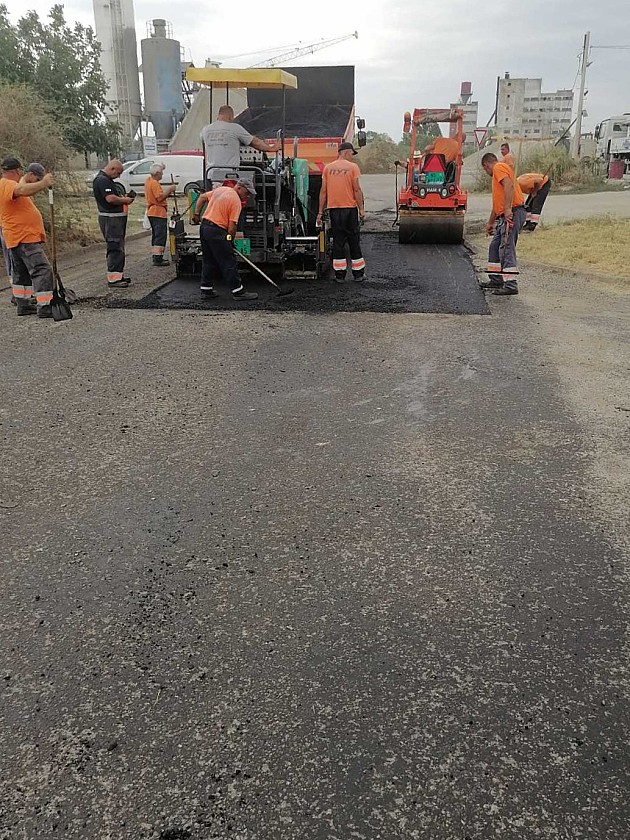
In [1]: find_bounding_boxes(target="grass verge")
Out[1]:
[518,217,630,279]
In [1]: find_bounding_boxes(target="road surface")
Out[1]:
[1,204,630,840]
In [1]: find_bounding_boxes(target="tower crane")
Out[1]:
[248,32,358,68]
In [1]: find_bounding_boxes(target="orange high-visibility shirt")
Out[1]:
[0,178,46,248]
[517,172,549,194]
[145,177,169,218]
[492,162,525,216]
[432,137,459,163]
[201,186,243,229]
[322,158,361,209]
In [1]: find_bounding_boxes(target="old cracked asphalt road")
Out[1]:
[1,235,630,839]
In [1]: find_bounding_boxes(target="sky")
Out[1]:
[5,0,629,139]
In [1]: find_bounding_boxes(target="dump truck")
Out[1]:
[397,108,467,244]
[169,65,362,280]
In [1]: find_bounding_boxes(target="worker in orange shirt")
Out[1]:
[500,142,516,169]
[517,172,551,230]
[144,164,176,266]
[423,136,460,181]
[193,179,258,301]
[0,157,55,317]
[317,141,366,283]
[480,152,526,296]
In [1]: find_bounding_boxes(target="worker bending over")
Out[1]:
[144,164,176,266]
[317,142,366,283]
[193,179,258,302]
[517,172,551,230]
[0,157,55,318]
[201,105,279,171]
[481,152,526,296]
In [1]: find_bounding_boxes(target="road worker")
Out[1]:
[500,142,516,170]
[201,105,280,172]
[480,152,526,296]
[144,164,176,266]
[423,136,460,183]
[0,157,54,318]
[517,172,551,230]
[316,141,366,283]
[193,178,258,302]
[92,159,135,288]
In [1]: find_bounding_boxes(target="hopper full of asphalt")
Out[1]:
[126,233,489,315]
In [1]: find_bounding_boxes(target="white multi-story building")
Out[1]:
[496,74,573,139]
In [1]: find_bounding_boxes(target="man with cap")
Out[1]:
[92,159,135,288]
[317,142,366,283]
[192,179,258,301]
[0,157,55,317]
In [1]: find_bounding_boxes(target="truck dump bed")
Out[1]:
[236,65,355,171]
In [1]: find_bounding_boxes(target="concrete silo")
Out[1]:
[141,20,185,142]
[93,0,143,140]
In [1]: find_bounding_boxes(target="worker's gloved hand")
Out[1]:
[315,214,323,229]
[192,213,200,225]
[359,212,366,225]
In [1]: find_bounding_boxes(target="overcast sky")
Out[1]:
[5,0,629,138]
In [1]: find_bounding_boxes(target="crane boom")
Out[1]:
[249,32,358,68]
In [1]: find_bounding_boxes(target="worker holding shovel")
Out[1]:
[480,152,526,296]
[144,164,176,266]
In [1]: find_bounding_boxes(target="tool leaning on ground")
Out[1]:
[231,240,294,298]
[48,188,75,321]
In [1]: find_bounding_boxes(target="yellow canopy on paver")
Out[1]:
[185,68,298,90]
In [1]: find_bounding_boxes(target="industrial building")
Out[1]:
[450,82,478,149]
[496,74,574,139]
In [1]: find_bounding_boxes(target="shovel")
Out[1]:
[234,247,294,297]
[48,188,74,321]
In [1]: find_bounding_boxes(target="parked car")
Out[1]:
[117,154,204,196]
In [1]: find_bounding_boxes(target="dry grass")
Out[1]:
[518,217,630,279]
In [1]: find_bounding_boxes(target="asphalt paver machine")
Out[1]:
[397,108,467,244]
[169,68,330,280]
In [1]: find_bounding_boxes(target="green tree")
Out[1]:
[0,4,121,156]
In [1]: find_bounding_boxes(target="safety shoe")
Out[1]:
[232,290,258,301]
[108,278,131,288]
[480,275,504,289]
[352,273,365,283]
[334,273,346,284]
[152,257,170,267]
[37,304,53,318]
[200,287,219,299]
[493,282,518,296]
[16,301,37,316]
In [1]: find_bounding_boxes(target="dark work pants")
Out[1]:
[98,214,127,283]
[525,179,551,228]
[10,242,53,307]
[329,207,365,278]
[149,216,167,258]
[199,221,243,293]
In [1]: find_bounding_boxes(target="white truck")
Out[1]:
[594,114,630,176]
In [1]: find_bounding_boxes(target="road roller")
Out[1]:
[397,108,467,244]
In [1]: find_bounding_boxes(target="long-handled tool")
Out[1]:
[48,189,74,321]
[234,248,294,297]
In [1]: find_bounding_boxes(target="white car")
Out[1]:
[118,155,205,196]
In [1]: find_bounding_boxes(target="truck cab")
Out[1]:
[594,115,630,160]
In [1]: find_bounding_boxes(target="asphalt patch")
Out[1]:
[119,233,489,315]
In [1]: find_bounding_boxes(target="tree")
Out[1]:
[0,82,69,170]
[0,4,121,157]
[355,132,400,174]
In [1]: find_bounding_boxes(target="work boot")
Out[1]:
[108,278,131,289]
[334,273,346,284]
[480,275,504,289]
[232,290,258,301]
[352,272,365,283]
[493,280,518,296]
[37,304,53,318]
[200,286,219,299]
[152,256,170,266]
[16,301,37,316]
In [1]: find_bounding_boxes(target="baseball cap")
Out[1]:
[338,142,358,155]
[1,157,23,171]
[26,162,46,178]
[236,178,256,196]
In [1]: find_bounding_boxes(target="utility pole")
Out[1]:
[571,31,591,159]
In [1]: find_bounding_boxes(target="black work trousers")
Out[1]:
[149,216,167,257]
[199,221,243,293]
[98,214,127,283]
[524,179,552,227]
[329,207,365,278]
